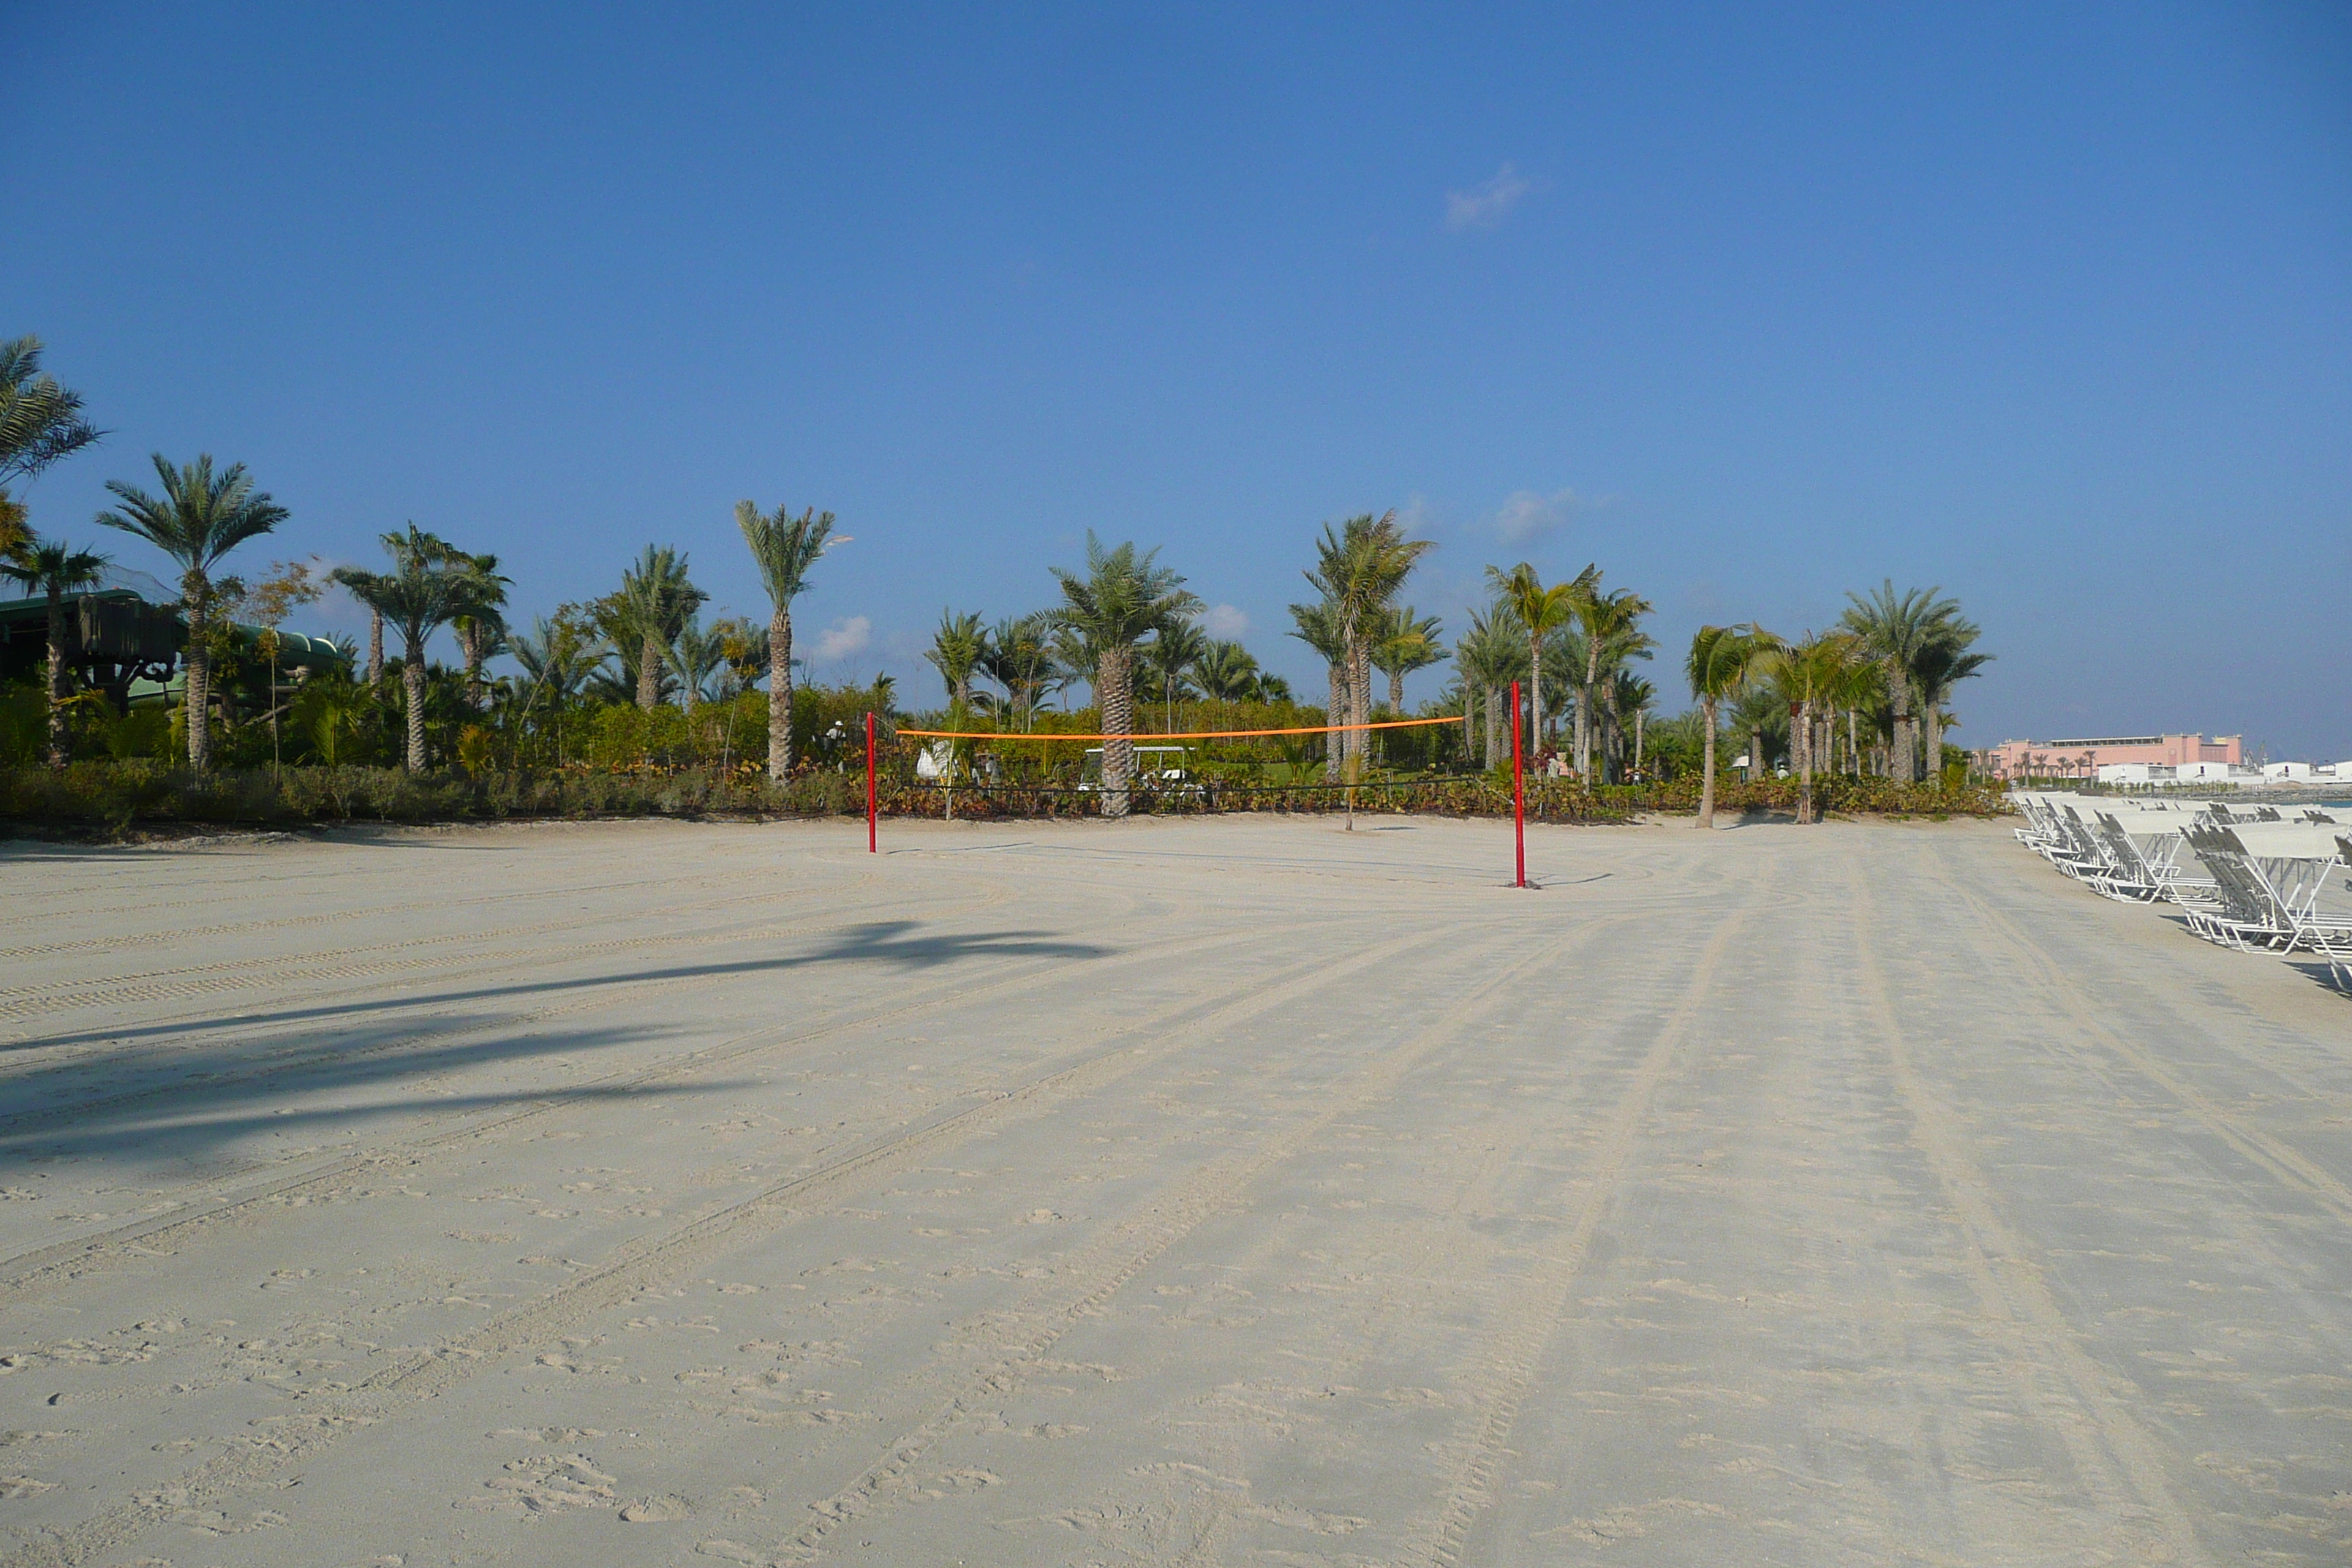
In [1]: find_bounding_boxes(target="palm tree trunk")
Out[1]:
[1847,709,1858,777]
[367,609,384,687]
[1577,638,1602,777]
[1485,684,1501,771]
[638,630,663,710]
[1922,701,1943,786]
[1460,684,1474,767]
[464,625,485,708]
[1528,638,1543,763]
[1098,646,1134,819]
[1697,696,1717,828]
[1634,708,1646,777]
[1349,645,1371,775]
[1572,681,1587,774]
[1795,699,1814,823]
[403,636,429,772]
[45,587,67,770]
[1752,723,1767,783]
[1887,669,1915,783]
[1325,663,1343,778]
[184,572,212,771]
[767,608,792,781]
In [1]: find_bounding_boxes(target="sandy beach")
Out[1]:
[1,813,2347,1566]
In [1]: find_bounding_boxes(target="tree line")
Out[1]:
[3,331,1990,819]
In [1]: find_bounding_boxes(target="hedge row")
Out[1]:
[0,761,2006,835]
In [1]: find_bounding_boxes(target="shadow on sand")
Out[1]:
[0,919,1109,1169]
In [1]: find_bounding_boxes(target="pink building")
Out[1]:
[1975,733,2242,781]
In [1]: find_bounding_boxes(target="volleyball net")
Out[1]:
[886,713,1469,799]
[855,685,1541,887]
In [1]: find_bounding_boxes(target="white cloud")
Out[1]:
[813,615,872,662]
[1200,603,1248,638]
[1445,162,1531,230]
[1393,494,1441,539]
[1492,487,1588,543]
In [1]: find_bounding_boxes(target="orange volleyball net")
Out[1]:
[859,685,1536,887]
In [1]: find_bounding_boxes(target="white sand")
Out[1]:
[1,813,2348,1565]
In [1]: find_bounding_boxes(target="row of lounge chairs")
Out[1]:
[2011,794,2352,993]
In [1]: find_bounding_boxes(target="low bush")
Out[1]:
[0,763,870,832]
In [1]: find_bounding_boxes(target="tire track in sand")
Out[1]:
[0,922,1448,1568]
[1389,882,1760,1568]
[765,909,1634,1566]
[1926,837,2352,1229]
[1846,855,2213,1568]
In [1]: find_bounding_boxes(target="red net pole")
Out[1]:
[1511,680,1526,889]
[866,711,877,853]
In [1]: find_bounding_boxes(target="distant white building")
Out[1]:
[2095,758,2347,788]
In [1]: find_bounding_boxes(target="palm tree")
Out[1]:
[1839,581,1962,783]
[0,337,103,489]
[613,546,708,712]
[1049,533,1200,818]
[451,551,510,707]
[984,614,1058,729]
[734,501,833,780]
[1453,608,1526,770]
[1593,618,1659,782]
[1684,625,1776,828]
[96,455,287,769]
[1910,623,1990,783]
[509,612,606,764]
[1760,631,1863,824]
[1,535,110,767]
[327,557,388,689]
[1612,671,1656,780]
[924,610,990,710]
[1372,606,1444,714]
[1286,598,1347,778]
[1369,605,1443,769]
[1485,562,1590,762]
[1819,644,1883,778]
[1145,614,1208,734]
[1305,514,1432,776]
[333,526,483,771]
[668,616,728,712]
[1572,580,1653,779]
[1193,639,1262,704]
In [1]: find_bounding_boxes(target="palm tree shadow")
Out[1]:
[21,921,1112,1052]
[0,921,1111,1170]
[6,1077,756,1170]
[0,1011,746,1170]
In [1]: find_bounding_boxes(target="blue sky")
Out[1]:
[13,3,2350,756]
